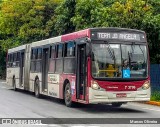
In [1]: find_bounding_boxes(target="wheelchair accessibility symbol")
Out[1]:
[123,69,130,78]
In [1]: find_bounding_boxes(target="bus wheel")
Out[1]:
[35,79,40,98]
[112,102,122,107]
[64,83,73,107]
[12,77,17,91]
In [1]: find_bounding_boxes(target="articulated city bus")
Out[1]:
[6,27,150,107]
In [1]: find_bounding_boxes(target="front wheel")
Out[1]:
[112,102,122,107]
[64,83,73,107]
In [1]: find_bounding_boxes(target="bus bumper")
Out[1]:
[88,88,150,104]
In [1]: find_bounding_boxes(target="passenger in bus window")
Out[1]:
[123,59,130,70]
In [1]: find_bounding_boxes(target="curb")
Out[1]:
[145,101,160,106]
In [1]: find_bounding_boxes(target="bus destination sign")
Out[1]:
[97,32,143,41]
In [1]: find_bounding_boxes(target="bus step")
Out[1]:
[77,99,87,104]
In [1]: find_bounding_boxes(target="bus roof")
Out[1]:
[31,36,61,47]
[61,27,145,42]
[8,44,27,54]
[61,29,90,42]
[8,27,146,51]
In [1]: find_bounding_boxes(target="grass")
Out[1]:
[151,91,160,101]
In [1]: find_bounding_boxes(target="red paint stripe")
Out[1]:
[62,29,90,42]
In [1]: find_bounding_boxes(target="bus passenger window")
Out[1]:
[51,45,56,58]
[49,45,56,73]
[37,48,42,59]
[63,41,75,74]
[13,53,17,62]
[31,49,37,60]
[55,44,63,73]
[57,44,63,58]
[65,41,75,57]
[17,52,20,61]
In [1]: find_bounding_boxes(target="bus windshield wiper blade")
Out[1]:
[107,42,115,61]
[128,51,131,68]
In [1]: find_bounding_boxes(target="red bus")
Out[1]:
[6,27,150,107]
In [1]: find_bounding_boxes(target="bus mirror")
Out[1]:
[86,38,91,43]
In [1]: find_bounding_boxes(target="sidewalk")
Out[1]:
[145,101,160,106]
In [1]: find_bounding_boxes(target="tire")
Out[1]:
[64,83,73,107]
[112,102,122,107]
[12,77,17,91]
[35,79,40,98]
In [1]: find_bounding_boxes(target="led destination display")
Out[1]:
[91,32,146,42]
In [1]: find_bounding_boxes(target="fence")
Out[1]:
[150,64,160,92]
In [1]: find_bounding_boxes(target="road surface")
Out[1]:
[0,80,160,127]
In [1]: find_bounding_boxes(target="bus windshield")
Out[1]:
[91,43,147,79]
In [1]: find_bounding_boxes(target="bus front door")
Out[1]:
[76,44,86,100]
[20,51,24,87]
[42,48,49,92]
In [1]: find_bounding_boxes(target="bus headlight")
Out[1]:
[142,81,150,90]
[91,80,105,91]
[91,81,100,90]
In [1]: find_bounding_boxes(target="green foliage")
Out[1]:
[0,0,61,50]
[54,0,76,35]
[151,91,160,101]
[72,0,154,29]
[72,0,107,30]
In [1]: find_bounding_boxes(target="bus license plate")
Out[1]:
[116,93,127,98]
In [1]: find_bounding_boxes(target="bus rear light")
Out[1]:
[142,81,150,90]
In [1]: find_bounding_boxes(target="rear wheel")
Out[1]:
[35,79,40,98]
[112,102,122,107]
[64,83,73,107]
[12,77,17,91]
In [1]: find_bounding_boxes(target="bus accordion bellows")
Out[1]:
[6,27,150,107]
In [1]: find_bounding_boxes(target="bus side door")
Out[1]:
[76,42,87,100]
[20,51,25,87]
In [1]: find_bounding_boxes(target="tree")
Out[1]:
[0,0,61,50]
[54,0,76,35]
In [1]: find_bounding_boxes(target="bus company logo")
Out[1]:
[107,86,118,89]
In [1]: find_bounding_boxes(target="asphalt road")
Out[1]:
[0,80,160,127]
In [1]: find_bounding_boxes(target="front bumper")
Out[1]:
[89,88,150,104]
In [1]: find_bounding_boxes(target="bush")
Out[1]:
[151,91,160,101]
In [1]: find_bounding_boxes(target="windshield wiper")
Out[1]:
[139,45,145,63]
[128,51,131,69]
[106,42,115,61]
